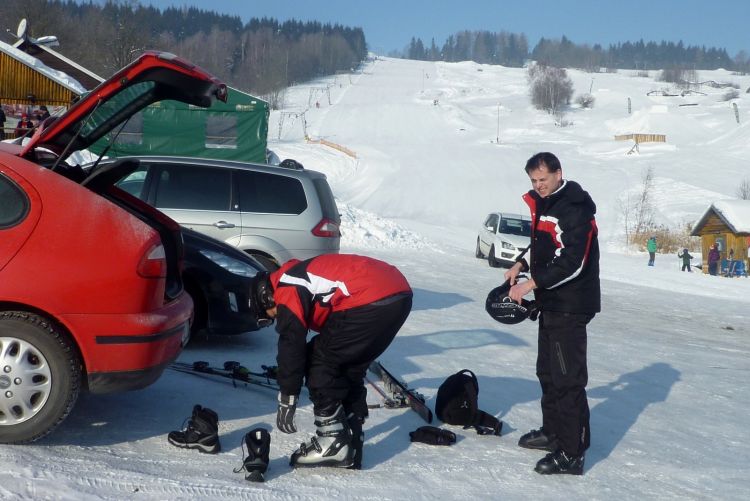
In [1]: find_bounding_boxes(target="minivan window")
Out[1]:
[0,174,29,228]
[154,165,231,210]
[237,170,307,214]
[312,178,339,221]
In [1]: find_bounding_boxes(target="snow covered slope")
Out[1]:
[2,57,749,500]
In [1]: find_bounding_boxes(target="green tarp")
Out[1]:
[90,87,269,163]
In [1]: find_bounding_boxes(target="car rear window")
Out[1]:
[154,164,231,210]
[237,170,307,214]
[313,178,339,222]
[0,174,29,228]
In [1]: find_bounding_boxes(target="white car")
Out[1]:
[476,212,531,268]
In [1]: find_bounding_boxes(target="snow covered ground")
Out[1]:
[2,57,750,500]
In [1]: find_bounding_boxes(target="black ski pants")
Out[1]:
[306,294,412,418]
[536,310,594,456]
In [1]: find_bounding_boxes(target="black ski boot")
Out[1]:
[237,428,271,482]
[167,405,221,454]
[518,428,558,452]
[534,449,584,475]
[346,412,365,470]
[290,403,354,468]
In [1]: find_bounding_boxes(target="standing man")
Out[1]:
[505,152,600,475]
[647,236,657,266]
[249,254,412,469]
[0,106,6,140]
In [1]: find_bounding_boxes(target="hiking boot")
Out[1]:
[237,428,270,482]
[518,428,558,452]
[167,405,221,454]
[534,449,584,475]
[290,403,353,468]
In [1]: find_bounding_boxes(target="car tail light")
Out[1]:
[138,242,167,278]
[311,218,341,238]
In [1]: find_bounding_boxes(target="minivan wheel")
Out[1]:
[475,238,484,258]
[0,311,81,444]
[488,246,500,268]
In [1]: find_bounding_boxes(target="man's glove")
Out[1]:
[276,393,297,434]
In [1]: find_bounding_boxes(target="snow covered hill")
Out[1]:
[2,57,749,500]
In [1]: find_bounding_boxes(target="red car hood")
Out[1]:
[20,51,227,161]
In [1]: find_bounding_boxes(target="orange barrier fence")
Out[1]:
[306,137,358,158]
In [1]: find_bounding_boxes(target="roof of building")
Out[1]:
[691,199,750,235]
[1,39,89,95]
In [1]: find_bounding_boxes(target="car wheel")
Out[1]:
[251,254,279,272]
[475,238,484,258]
[184,281,207,342]
[488,246,500,268]
[0,311,81,444]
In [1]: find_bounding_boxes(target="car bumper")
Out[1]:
[60,293,192,393]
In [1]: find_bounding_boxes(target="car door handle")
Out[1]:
[213,221,236,229]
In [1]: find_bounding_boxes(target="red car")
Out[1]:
[0,52,227,443]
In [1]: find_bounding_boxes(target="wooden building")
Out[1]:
[1,39,92,138]
[691,200,750,274]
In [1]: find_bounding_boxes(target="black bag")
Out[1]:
[435,369,502,436]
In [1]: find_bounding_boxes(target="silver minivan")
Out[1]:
[107,156,340,268]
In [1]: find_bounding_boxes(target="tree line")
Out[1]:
[406,32,748,72]
[2,0,367,96]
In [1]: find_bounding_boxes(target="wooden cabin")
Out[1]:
[691,200,750,275]
[1,40,91,139]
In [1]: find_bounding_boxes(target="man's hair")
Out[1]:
[525,152,561,174]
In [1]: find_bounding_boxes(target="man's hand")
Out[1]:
[276,393,298,434]
[509,277,536,303]
[504,262,524,284]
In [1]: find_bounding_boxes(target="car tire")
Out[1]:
[184,280,206,342]
[251,254,279,272]
[0,311,81,444]
[475,238,484,258]
[488,246,500,268]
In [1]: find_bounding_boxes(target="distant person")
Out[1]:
[14,114,34,138]
[38,105,51,122]
[707,244,720,276]
[248,254,412,469]
[647,236,657,266]
[0,107,6,140]
[505,152,600,475]
[678,248,693,272]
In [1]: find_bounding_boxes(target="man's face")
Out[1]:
[528,164,563,198]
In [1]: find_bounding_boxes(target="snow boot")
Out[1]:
[534,449,584,475]
[167,405,221,454]
[518,428,558,452]
[346,412,365,470]
[237,428,271,482]
[289,403,354,468]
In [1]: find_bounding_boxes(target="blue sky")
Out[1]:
[142,0,750,56]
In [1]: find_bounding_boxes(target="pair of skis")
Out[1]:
[168,360,432,423]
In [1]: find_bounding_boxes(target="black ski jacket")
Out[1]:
[519,180,601,314]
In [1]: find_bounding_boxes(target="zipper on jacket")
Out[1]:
[555,342,567,375]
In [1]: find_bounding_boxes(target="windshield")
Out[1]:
[500,217,531,237]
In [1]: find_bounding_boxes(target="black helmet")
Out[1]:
[485,279,537,324]
[249,271,275,326]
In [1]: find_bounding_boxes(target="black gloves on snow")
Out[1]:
[409,426,457,446]
[276,393,297,434]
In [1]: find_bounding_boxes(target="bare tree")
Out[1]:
[632,166,655,241]
[737,178,750,200]
[528,63,573,114]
